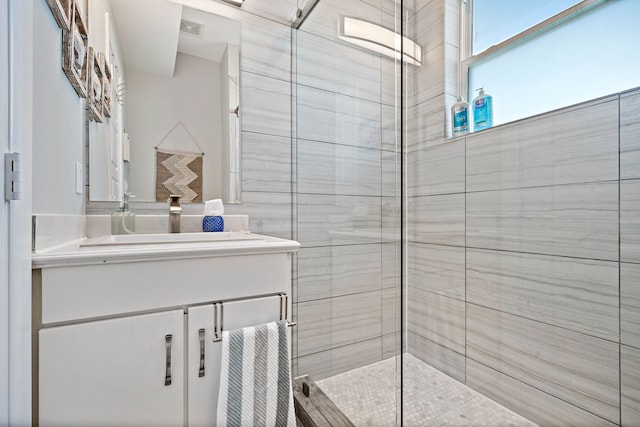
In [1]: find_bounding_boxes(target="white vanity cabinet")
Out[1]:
[32,235,299,427]
[39,310,185,427]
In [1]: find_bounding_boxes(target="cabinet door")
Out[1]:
[39,310,184,427]
[188,296,283,427]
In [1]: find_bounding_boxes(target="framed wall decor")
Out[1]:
[87,47,105,122]
[61,0,88,98]
[45,0,72,30]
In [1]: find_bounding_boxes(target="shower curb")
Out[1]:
[293,376,356,427]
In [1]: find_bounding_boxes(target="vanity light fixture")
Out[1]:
[339,16,422,66]
[221,0,244,6]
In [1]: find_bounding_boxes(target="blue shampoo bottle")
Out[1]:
[473,88,493,131]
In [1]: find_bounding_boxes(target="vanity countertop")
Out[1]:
[32,232,300,269]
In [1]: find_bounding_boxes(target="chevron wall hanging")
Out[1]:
[154,121,205,203]
[155,150,203,203]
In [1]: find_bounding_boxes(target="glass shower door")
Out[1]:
[291,0,404,425]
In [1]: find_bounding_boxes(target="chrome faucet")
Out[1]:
[168,195,182,233]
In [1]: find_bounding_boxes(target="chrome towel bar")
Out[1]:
[212,293,295,343]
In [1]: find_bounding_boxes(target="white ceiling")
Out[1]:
[109,0,242,77]
[178,6,241,63]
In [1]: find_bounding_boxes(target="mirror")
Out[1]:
[88,0,241,204]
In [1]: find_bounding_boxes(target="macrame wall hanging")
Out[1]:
[155,121,204,203]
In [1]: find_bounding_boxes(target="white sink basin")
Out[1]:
[80,231,263,247]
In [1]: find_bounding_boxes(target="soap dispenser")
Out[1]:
[451,96,471,136]
[472,87,493,131]
[111,192,136,235]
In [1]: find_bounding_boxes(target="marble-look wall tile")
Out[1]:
[382,196,400,244]
[241,72,291,138]
[360,0,404,15]
[467,305,620,423]
[406,93,447,150]
[297,140,381,196]
[381,242,401,290]
[622,344,640,427]
[381,104,400,152]
[408,193,465,246]
[382,333,400,360]
[444,44,458,96]
[407,288,465,354]
[622,262,640,349]
[241,0,297,26]
[621,179,640,263]
[297,290,382,356]
[376,41,401,106]
[466,99,619,192]
[407,45,444,110]
[621,90,640,180]
[296,31,383,104]
[466,182,619,261]
[297,194,381,247]
[226,191,291,239]
[467,248,619,341]
[408,138,465,197]
[408,332,465,383]
[382,287,400,336]
[444,0,459,49]
[413,0,445,53]
[408,243,465,300]
[381,149,399,197]
[240,12,291,81]
[297,244,382,302]
[242,132,291,193]
[296,85,382,150]
[297,337,382,380]
[466,359,618,427]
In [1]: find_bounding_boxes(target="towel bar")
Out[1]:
[212,293,296,343]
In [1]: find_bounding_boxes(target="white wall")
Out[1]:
[127,53,223,202]
[32,0,86,214]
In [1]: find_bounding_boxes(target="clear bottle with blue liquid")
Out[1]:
[451,96,470,136]
[472,88,493,131]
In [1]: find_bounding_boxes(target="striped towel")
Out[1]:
[217,321,296,427]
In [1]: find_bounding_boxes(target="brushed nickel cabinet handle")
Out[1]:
[164,334,172,386]
[198,328,205,378]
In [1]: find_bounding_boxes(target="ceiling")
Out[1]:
[109,0,242,77]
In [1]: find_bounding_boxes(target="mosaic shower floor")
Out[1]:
[316,354,538,427]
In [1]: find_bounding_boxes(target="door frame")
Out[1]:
[1,0,9,421]
[4,0,34,424]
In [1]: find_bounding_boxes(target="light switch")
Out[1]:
[75,162,83,194]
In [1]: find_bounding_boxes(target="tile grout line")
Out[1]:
[618,93,622,426]
[464,132,468,386]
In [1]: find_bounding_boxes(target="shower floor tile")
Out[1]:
[316,354,538,427]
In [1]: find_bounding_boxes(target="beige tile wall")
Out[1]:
[408,86,640,427]
[407,1,640,426]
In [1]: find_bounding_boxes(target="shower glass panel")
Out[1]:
[291,0,403,425]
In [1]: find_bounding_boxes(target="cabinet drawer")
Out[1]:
[39,252,292,324]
